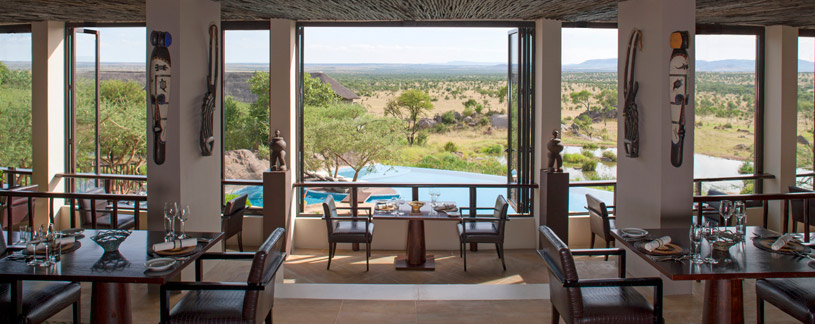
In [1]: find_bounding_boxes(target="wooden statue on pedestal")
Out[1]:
[269,129,287,171]
[547,130,564,173]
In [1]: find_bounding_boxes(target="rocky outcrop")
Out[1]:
[490,114,508,129]
[417,118,436,129]
[224,149,270,180]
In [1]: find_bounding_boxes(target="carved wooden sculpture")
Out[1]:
[270,129,287,171]
[200,25,219,156]
[150,31,172,165]
[669,31,690,167]
[547,130,564,173]
[623,29,642,158]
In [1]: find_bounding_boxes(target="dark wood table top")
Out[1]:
[373,201,462,221]
[611,226,815,281]
[0,229,223,284]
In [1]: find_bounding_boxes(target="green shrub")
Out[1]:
[581,149,594,158]
[478,117,489,126]
[443,141,458,152]
[581,160,598,172]
[431,123,448,133]
[602,150,617,162]
[462,108,474,117]
[563,153,588,164]
[474,104,484,115]
[415,131,428,146]
[738,161,753,174]
[441,111,456,124]
[582,143,599,150]
[479,144,503,155]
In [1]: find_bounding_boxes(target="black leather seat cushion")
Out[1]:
[330,221,373,242]
[757,278,815,323]
[0,281,81,324]
[577,286,654,324]
[457,222,498,235]
[169,289,250,324]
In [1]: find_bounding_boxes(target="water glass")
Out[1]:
[390,197,399,215]
[397,198,406,216]
[689,224,705,264]
[164,202,177,240]
[733,200,746,235]
[177,205,190,239]
[719,200,733,228]
[51,233,63,263]
[16,225,29,244]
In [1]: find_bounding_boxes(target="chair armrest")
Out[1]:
[461,217,507,222]
[571,248,626,277]
[567,277,663,322]
[198,251,255,260]
[321,215,372,221]
[163,281,265,291]
[335,206,372,216]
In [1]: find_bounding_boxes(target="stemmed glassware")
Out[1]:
[397,197,406,216]
[390,197,399,216]
[719,200,733,230]
[702,220,719,264]
[177,205,191,239]
[689,223,705,264]
[733,200,747,235]
[164,202,177,241]
[428,189,440,207]
[15,225,29,245]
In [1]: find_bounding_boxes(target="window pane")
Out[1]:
[694,34,756,194]
[0,32,32,177]
[797,36,814,189]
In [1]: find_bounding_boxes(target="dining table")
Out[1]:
[0,229,223,324]
[373,201,461,270]
[611,226,815,324]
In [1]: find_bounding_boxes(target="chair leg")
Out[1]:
[73,299,81,324]
[495,243,501,258]
[551,304,560,324]
[366,242,370,272]
[757,297,764,324]
[459,241,463,257]
[237,232,244,252]
[265,310,273,324]
[604,240,610,261]
[590,233,595,249]
[327,241,334,270]
[497,243,506,271]
[463,243,467,272]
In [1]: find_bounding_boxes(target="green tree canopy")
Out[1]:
[385,89,433,146]
[570,90,593,114]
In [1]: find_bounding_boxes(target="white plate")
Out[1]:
[620,228,648,238]
[145,258,177,272]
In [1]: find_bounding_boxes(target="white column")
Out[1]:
[31,21,65,226]
[617,0,695,294]
[763,25,798,232]
[534,18,562,243]
[268,19,297,246]
[146,0,221,234]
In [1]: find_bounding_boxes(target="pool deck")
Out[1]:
[304,187,398,213]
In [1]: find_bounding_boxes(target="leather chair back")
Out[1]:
[493,195,509,237]
[78,187,107,226]
[244,227,286,323]
[222,194,248,238]
[539,225,583,321]
[586,193,612,242]
[0,227,6,256]
[322,195,338,236]
[789,186,815,226]
[0,184,38,229]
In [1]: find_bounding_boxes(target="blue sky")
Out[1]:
[0,27,813,65]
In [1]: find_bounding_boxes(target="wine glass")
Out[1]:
[177,205,190,239]
[702,221,719,264]
[429,189,440,206]
[689,223,705,264]
[390,197,399,215]
[719,200,733,228]
[163,202,177,241]
[15,225,29,245]
[733,200,747,235]
[397,197,406,216]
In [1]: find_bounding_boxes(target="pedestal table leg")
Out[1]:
[703,279,744,324]
[91,282,132,324]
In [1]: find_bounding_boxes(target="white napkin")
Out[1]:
[771,234,794,251]
[25,237,73,253]
[644,236,671,252]
[153,238,197,252]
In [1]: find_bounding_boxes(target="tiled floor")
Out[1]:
[46,248,801,323]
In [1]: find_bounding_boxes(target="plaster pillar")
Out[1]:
[534,18,563,243]
[146,0,221,234]
[268,19,297,247]
[762,25,798,232]
[617,0,695,294]
[31,21,65,227]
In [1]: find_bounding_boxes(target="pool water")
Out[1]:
[235,164,614,212]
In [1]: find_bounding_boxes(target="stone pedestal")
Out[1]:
[263,170,293,254]
[540,171,569,247]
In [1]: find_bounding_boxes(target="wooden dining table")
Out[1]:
[373,201,461,270]
[611,226,815,324]
[0,229,223,324]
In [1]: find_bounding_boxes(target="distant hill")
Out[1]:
[563,58,815,72]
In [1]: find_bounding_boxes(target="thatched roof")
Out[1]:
[1,0,815,28]
[309,72,360,100]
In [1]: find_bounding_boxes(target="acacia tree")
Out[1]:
[570,90,593,114]
[594,89,617,126]
[385,89,433,146]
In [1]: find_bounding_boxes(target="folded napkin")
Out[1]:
[771,234,794,251]
[153,238,197,252]
[25,237,74,253]
[644,236,671,252]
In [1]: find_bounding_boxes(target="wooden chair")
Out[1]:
[0,228,82,324]
[757,278,815,323]
[322,195,374,271]
[788,186,815,233]
[0,184,38,231]
[458,195,509,271]
[538,225,663,324]
[77,187,135,229]
[160,228,286,324]
[222,194,248,252]
[585,193,615,261]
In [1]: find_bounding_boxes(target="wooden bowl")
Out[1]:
[408,201,425,213]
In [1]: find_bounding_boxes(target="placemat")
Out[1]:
[753,237,811,255]
[152,244,199,257]
[27,241,81,255]
[635,241,684,256]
